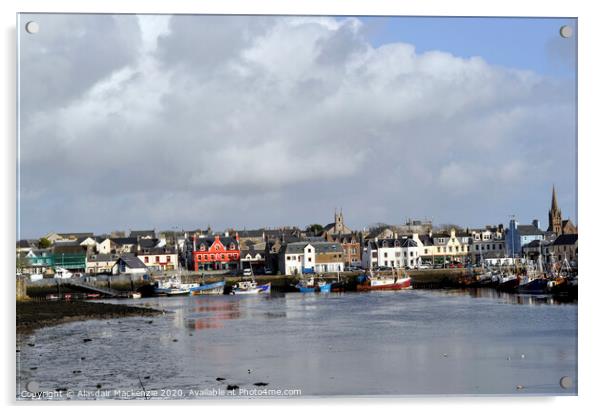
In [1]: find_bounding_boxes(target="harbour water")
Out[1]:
[17,289,577,399]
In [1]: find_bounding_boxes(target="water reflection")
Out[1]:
[435,288,577,305]
[186,298,242,331]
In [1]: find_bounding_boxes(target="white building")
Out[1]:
[280,242,344,275]
[362,237,420,269]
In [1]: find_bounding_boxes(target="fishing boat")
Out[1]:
[295,276,332,293]
[154,277,196,296]
[295,277,317,293]
[496,273,520,292]
[356,269,412,291]
[189,280,225,295]
[517,277,549,294]
[230,279,271,295]
[317,280,332,293]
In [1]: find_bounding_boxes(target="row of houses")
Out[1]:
[17,230,179,276]
[17,189,577,276]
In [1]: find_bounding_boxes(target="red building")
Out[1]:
[192,234,240,271]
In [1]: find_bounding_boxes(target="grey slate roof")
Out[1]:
[130,230,156,238]
[110,237,138,245]
[88,253,119,262]
[118,254,147,269]
[552,234,578,246]
[284,241,343,254]
[517,225,545,236]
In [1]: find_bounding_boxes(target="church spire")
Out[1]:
[551,185,559,211]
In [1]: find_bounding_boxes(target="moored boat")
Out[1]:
[230,280,271,295]
[496,273,520,292]
[190,280,226,295]
[356,270,412,291]
[517,277,549,294]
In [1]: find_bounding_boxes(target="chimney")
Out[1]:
[235,232,239,241]
[532,219,540,229]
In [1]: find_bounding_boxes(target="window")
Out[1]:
[372,252,377,258]
[167,256,171,262]
[384,252,388,258]
[144,257,149,263]
[210,254,215,260]
[287,256,291,260]
[308,257,312,262]
[155,256,160,262]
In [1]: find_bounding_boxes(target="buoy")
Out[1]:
[521,354,525,359]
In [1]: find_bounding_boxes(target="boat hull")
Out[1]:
[297,285,316,293]
[319,283,332,293]
[496,277,520,292]
[517,278,550,294]
[190,281,225,295]
[357,277,412,291]
[231,283,271,295]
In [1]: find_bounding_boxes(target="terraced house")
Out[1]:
[191,234,240,271]
[362,237,420,269]
[412,228,470,265]
[280,241,344,275]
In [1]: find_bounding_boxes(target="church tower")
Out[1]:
[334,208,344,234]
[548,186,562,235]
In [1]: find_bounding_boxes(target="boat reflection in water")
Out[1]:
[186,298,242,331]
[436,288,576,305]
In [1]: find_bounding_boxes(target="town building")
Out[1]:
[191,234,240,272]
[280,241,344,275]
[362,237,420,269]
[136,247,178,271]
[322,209,353,236]
[239,240,266,271]
[468,225,506,262]
[412,228,470,265]
[53,244,87,272]
[112,254,148,275]
[506,219,545,257]
[549,234,578,267]
[86,253,119,274]
[547,186,577,235]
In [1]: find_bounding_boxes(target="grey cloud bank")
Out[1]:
[18,14,576,238]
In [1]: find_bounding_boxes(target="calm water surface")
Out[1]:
[17,289,577,399]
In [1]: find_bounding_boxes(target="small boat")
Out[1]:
[496,273,520,292]
[295,276,331,293]
[230,280,271,295]
[154,277,196,296]
[356,270,412,291]
[129,292,142,299]
[190,280,225,295]
[517,277,549,294]
[318,280,332,293]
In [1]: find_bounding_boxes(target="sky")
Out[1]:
[17,14,577,239]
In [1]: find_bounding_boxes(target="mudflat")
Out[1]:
[16,300,161,333]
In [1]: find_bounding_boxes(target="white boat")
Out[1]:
[154,276,197,296]
[54,267,73,279]
[190,280,225,295]
[130,292,142,299]
[230,280,271,295]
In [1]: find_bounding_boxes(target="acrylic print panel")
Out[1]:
[16,13,577,399]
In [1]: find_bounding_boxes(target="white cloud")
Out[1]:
[19,15,576,236]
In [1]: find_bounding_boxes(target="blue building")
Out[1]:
[505,219,545,257]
